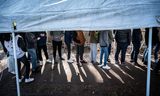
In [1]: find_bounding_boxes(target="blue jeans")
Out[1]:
[107,44,111,60]
[100,47,108,66]
[28,48,37,70]
[115,42,128,62]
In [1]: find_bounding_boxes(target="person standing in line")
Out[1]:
[115,29,131,65]
[130,29,142,65]
[50,31,64,64]
[25,32,39,73]
[64,31,74,63]
[4,33,34,83]
[36,32,50,63]
[98,30,111,69]
[89,31,99,64]
[73,30,87,67]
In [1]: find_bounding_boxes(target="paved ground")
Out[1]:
[0,46,160,96]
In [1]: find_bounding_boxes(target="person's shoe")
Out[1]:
[115,61,119,64]
[102,65,111,70]
[121,62,126,65]
[130,59,134,63]
[98,64,104,67]
[67,59,74,63]
[19,79,22,83]
[108,59,111,62]
[60,58,65,60]
[46,59,52,63]
[10,71,15,75]
[77,63,82,67]
[80,60,87,63]
[25,78,34,83]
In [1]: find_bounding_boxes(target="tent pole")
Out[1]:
[12,32,21,96]
[146,28,152,96]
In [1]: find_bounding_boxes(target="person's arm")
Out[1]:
[18,37,27,52]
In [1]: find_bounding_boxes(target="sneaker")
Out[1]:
[67,59,74,63]
[115,61,119,64]
[25,78,34,83]
[46,59,52,63]
[121,62,126,65]
[10,71,15,75]
[77,63,82,67]
[98,64,104,67]
[39,61,43,65]
[102,65,111,70]
[130,59,134,63]
[80,60,87,63]
[60,58,65,60]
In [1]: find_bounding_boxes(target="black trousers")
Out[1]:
[66,43,71,60]
[76,44,84,63]
[52,40,62,61]
[37,45,49,61]
[17,55,30,79]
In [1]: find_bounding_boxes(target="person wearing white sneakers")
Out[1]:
[98,30,111,70]
[64,31,74,63]
[4,33,34,83]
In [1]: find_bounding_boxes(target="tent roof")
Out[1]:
[0,0,160,32]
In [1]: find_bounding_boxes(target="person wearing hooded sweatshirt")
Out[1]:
[98,30,111,70]
[4,33,34,83]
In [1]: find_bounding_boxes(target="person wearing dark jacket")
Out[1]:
[64,31,74,63]
[115,29,131,65]
[143,27,159,65]
[130,29,142,64]
[25,32,39,73]
[4,33,34,83]
[36,32,50,63]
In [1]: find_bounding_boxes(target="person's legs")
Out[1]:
[57,41,63,59]
[92,43,97,63]
[20,55,30,79]
[28,48,37,71]
[134,43,140,63]
[115,43,121,62]
[108,44,111,59]
[66,43,71,60]
[42,45,49,60]
[90,43,94,62]
[76,45,80,64]
[154,43,160,63]
[52,40,57,62]
[100,47,104,65]
[121,43,128,63]
[80,45,84,61]
[103,47,108,66]
[37,45,43,61]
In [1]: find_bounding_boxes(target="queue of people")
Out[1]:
[0,27,160,84]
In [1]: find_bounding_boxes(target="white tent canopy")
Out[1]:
[0,0,160,32]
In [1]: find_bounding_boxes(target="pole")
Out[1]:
[146,28,152,96]
[12,21,20,96]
